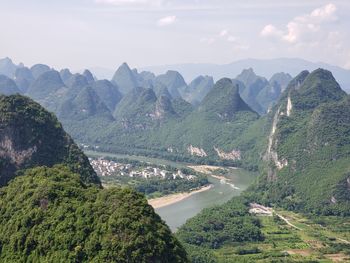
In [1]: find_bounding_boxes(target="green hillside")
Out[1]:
[0,74,21,95]
[84,78,267,170]
[248,69,350,215]
[0,95,99,186]
[27,70,64,101]
[176,69,350,262]
[0,94,189,262]
[91,80,122,112]
[111,62,138,95]
[0,165,188,262]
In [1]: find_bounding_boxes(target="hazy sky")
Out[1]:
[0,0,349,70]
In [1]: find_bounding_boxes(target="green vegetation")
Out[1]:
[27,70,65,101]
[113,175,209,198]
[178,203,350,262]
[96,157,209,198]
[249,69,350,215]
[92,79,122,112]
[183,75,214,105]
[177,197,264,250]
[58,86,113,121]
[76,78,268,171]
[0,94,99,186]
[0,94,190,262]
[8,63,271,171]
[0,165,188,262]
[2,63,350,262]
[176,68,350,262]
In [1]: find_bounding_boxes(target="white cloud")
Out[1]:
[157,15,177,26]
[310,3,337,21]
[219,29,228,37]
[200,29,249,50]
[260,3,350,69]
[260,24,283,38]
[261,3,338,44]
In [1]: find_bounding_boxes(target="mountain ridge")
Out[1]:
[249,68,350,215]
[139,58,350,92]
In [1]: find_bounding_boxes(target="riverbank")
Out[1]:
[148,184,213,209]
[188,164,238,174]
[187,165,223,174]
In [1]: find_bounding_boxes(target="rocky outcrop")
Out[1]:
[0,95,100,186]
[214,147,241,160]
[0,135,37,165]
[154,95,175,120]
[187,145,207,157]
[265,106,288,180]
[286,95,293,117]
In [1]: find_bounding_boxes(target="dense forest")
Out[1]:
[0,95,188,262]
[0,165,188,262]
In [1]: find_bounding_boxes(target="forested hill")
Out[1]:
[0,94,99,186]
[0,94,188,262]
[248,68,350,215]
[0,58,316,169]
[176,68,350,262]
[91,78,268,170]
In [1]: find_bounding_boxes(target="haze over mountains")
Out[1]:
[0,56,349,213]
[140,58,350,93]
[3,56,348,116]
[0,55,350,262]
[0,57,349,162]
[0,57,294,165]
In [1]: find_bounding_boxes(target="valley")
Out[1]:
[211,209,350,262]
[1,58,349,262]
[86,150,257,231]
[1,1,350,262]
[88,154,209,199]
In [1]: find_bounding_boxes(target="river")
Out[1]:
[155,169,256,231]
[85,151,257,231]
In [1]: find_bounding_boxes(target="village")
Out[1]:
[89,157,197,181]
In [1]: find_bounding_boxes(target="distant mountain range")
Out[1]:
[0,57,349,188]
[0,56,349,260]
[0,56,290,166]
[140,58,350,93]
[0,57,301,115]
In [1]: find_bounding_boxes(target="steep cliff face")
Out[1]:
[154,95,176,120]
[253,69,350,215]
[263,71,310,180]
[0,95,99,186]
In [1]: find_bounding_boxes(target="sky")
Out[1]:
[0,0,349,71]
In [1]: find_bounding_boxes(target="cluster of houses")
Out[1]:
[89,158,196,180]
